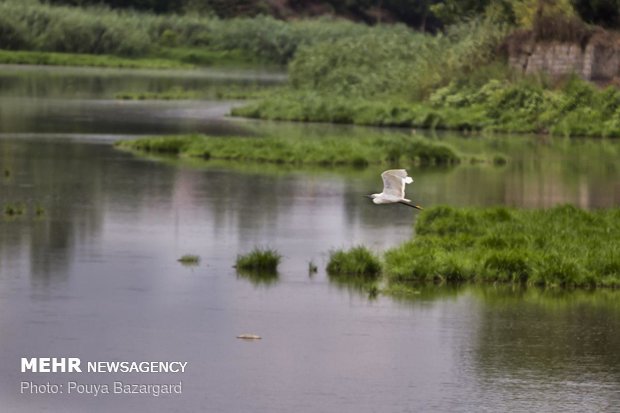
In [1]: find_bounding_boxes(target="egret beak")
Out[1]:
[363,195,373,199]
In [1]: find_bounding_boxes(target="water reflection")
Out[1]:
[0,64,283,135]
[470,286,620,411]
[235,270,279,287]
[0,64,285,99]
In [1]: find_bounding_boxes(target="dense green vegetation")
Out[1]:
[326,246,382,278]
[231,18,506,127]
[384,205,620,288]
[0,0,393,65]
[237,74,620,137]
[328,205,620,294]
[234,12,620,137]
[116,133,465,167]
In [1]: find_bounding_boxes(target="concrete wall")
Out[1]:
[508,36,620,82]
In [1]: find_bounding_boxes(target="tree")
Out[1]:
[572,0,620,28]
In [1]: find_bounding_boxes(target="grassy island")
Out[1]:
[115,134,466,167]
[372,205,620,290]
[328,206,620,291]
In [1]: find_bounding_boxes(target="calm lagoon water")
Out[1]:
[0,65,619,412]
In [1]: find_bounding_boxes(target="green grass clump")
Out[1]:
[326,246,382,278]
[385,205,620,288]
[116,133,461,167]
[178,254,200,265]
[236,248,281,274]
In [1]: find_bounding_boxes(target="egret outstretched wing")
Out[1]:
[381,169,412,198]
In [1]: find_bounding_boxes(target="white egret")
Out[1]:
[366,169,422,210]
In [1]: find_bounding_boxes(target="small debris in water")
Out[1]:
[236,334,262,340]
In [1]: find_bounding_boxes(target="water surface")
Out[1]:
[1,65,619,412]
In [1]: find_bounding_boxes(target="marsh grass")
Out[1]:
[115,85,273,101]
[236,248,281,274]
[0,49,191,69]
[178,254,200,266]
[116,89,202,101]
[326,246,382,278]
[116,134,461,167]
[385,205,620,288]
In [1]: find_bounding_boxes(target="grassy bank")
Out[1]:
[116,134,464,167]
[115,85,273,101]
[235,76,620,136]
[384,205,620,288]
[0,49,192,69]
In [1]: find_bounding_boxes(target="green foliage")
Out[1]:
[287,18,506,99]
[0,12,30,50]
[236,248,281,274]
[326,246,382,278]
[384,205,620,288]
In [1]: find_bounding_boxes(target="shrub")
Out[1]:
[326,246,381,278]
